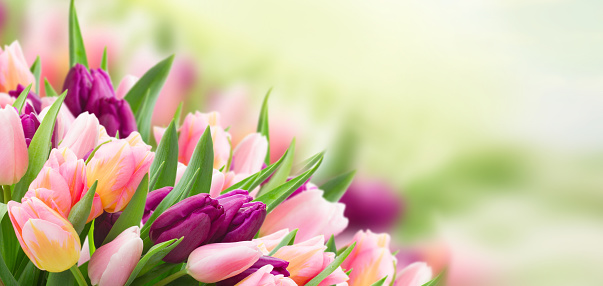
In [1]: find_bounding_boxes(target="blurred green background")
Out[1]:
[3,0,603,285]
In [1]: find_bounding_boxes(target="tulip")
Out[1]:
[217,256,290,286]
[59,112,100,159]
[88,226,143,286]
[340,230,397,285]
[150,193,225,263]
[0,41,35,93]
[186,241,263,283]
[0,106,28,185]
[0,92,14,107]
[39,99,75,148]
[272,235,349,285]
[260,189,348,242]
[7,197,80,272]
[210,190,252,243]
[252,229,291,254]
[8,84,42,113]
[93,211,122,247]
[116,75,138,100]
[287,179,317,199]
[177,111,231,168]
[221,201,266,243]
[92,95,137,138]
[62,63,93,116]
[394,262,432,286]
[86,132,154,213]
[231,133,267,175]
[142,186,173,224]
[20,112,39,147]
[234,264,298,286]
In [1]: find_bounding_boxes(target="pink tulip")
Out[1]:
[231,133,267,175]
[0,106,28,185]
[394,262,432,286]
[86,132,154,212]
[88,226,143,286]
[186,241,263,283]
[235,265,297,286]
[210,169,225,198]
[341,230,397,285]
[0,92,14,107]
[39,98,76,147]
[115,75,139,100]
[252,229,291,254]
[177,111,231,168]
[260,189,348,242]
[59,112,100,159]
[0,41,35,93]
[175,162,186,184]
[272,235,349,285]
[7,197,80,272]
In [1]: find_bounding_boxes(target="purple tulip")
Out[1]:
[93,96,137,138]
[9,84,42,114]
[62,64,93,115]
[221,201,266,243]
[216,256,289,286]
[210,190,253,243]
[19,113,39,147]
[93,211,122,247]
[150,193,225,263]
[142,187,173,224]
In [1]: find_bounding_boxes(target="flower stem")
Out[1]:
[2,185,11,203]
[70,264,88,286]
[154,269,188,286]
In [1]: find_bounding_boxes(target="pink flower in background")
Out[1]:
[235,264,297,286]
[0,92,15,107]
[340,230,398,286]
[186,241,263,283]
[0,41,35,93]
[0,106,29,185]
[115,75,138,100]
[394,262,432,286]
[88,226,143,286]
[231,133,268,175]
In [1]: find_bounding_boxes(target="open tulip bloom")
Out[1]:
[0,2,443,286]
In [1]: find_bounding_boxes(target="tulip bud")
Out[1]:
[116,75,138,100]
[88,226,143,286]
[394,262,432,286]
[62,63,93,116]
[150,193,225,263]
[7,197,80,272]
[9,84,42,114]
[216,256,290,286]
[186,241,263,283]
[0,106,28,185]
[341,230,397,285]
[178,111,231,168]
[0,41,35,93]
[231,133,267,175]
[234,265,297,286]
[93,211,122,247]
[142,186,173,224]
[20,112,39,147]
[59,112,100,159]
[210,190,252,243]
[221,201,266,243]
[92,93,137,138]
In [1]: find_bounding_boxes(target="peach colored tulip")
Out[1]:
[235,265,297,286]
[115,75,138,100]
[187,241,263,283]
[7,197,80,272]
[341,230,397,286]
[272,235,349,285]
[86,132,154,212]
[252,229,290,255]
[260,189,348,242]
[231,133,267,175]
[0,41,35,93]
[394,262,432,286]
[88,226,143,286]
[59,112,100,159]
[177,111,231,168]
[0,106,28,185]
[0,92,14,107]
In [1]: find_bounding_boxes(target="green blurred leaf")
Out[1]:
[150,121,178,190]
[101,46,108,71]
[102,174,148,245]
[304,242,356,286]
[326,234,337,253]
[46,268,73,286]
[29,57,41,94]
[260,138,295,195]
[422,271,445,286]
[68,0,88,68]
[44,78,58,97]
[293,151,326,175]
[13,91,67,201]
[371,276,388,286]
[68,181,97,234]
[321,170,356,202]
[149,161,164,191]
[0,252,18,286]
[268,229,298,256]
[173,102,183,128]
[125,238,182,286]
[257,88,272,164]
[11,83,32,115]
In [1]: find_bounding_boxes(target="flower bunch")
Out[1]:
[0,2,442,286]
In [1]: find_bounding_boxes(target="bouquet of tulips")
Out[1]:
[0,1,443,286]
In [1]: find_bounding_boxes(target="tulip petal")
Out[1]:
[22,219,80,272]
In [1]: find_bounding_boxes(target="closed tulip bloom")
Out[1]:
[88,226,143,286]
[253,229,290,254]
[231,133,267,175]
[7,197,80,272]
[92,96,137,138]
[341,230,397,286]
[62,63,93,116]
[9,84,42,113]
[221,201,266,243]
[0,41,35,93]
[86,132,154,212]
[93,211,122,247]
[210,190,252,243]
[150,193,225,263]
[217,256,290,286]
[20,112,39,147]
[235,265,297,286]
[0,92,14,107]
[394,262,432,286]
[178,111,231,168]
[59,112,100,159]
[186,241,263,283]
[142,186,173,224]
[260,189,348,242]
[0,106,28,185]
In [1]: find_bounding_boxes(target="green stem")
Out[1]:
[2,185,11,203]
[70,264,88,286]
[154,269,188,286]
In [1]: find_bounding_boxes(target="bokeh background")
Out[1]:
[2,0,603,285]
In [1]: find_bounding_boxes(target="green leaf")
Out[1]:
[321,170,356,202]
[11,83,32,115]
[130,263,180,286]
[68,0,88,68]
[46,268,74,286]
[124,55,174,142]
[254,155,323,213]
[13,91,67,201]
[84,140,110,164]
[268,229,298,256]
[304,242,356,286]
[257,88,272,164]
[293,150,326,175]
[101,46,108,71]
[29,57,41,94]
[124,238,182,286]
[44,78,58,97]
[102,174,149,245]
[173,102,183,128]
[326,234,337,254]
[88,221,96,256]
[422,271,445,286]
[149,161,164,190]
[370,276,388,286]
[150,121,178,190]
[68,181,97,234]
[0,252,18,286]
[260,138,295,195]
[0,213,19,273]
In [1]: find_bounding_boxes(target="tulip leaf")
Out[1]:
[150,120,178,190]
[68,0,88,68]
[124,238,183,286]
[68,181,98,234]
[293,150,326,175]
[0,252,18,286]
[268,229,298,256]
[102,174,149,245]
[46,268,73,286]
[182,126,213,197]
[260,138,295,195]
[101,46,108,71]
[130,263,180,286]
[173,102,183,128]
[149,161,165,190]
[85,140,110,164]
[370,276,388,286]
[29,57,41,94]
[304,242,356,286]
[124,55,174,142]
[44,78,59,97]
[0,213,20,273]
[326,234,337,254]
[11,83,32,115]
[421,271,445,286]
[257,88,272,165]
[13,91,67,201]
[320,170,356,202]
[255,155,324,213]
